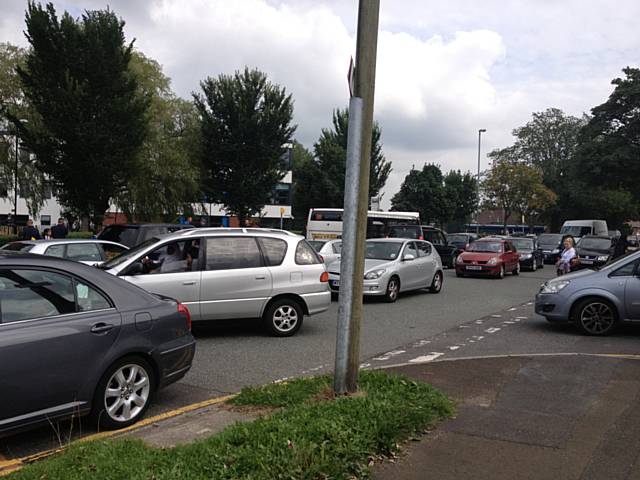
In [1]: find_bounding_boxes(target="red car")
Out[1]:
[455,238,520,279]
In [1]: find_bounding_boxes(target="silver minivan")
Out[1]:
[100,228,331,336]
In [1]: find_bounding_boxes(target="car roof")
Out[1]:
[367,238,408,244]
[506,236,533,241]
[174,227,301,239]
[477,237,506,242]
[103,223,194,228]
[8,239,124,245]
[579,235,612,240]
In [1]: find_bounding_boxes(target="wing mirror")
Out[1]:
[123,261,145,276]
[403,253,416,261]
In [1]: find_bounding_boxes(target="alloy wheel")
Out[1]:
[386,278,399,302]
[580,302,615,335]
[104,364,151,423]
[272,305,299,333]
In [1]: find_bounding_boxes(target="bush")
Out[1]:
[0,235,18,247]
[67,231,95,239]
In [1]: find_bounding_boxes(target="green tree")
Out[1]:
[572,67,640,227]
[194,67,295,225]
[390,164,448,226]
[313,108,392,207]
[114,51,201,221]
[291,141,322,229]
[10,3,148,226]
[443,169,477,227]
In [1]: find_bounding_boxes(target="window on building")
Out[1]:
[270,183,291,206]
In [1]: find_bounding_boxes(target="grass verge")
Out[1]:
[11,370,453,479]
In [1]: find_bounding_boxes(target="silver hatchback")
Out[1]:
[100,228,331,336]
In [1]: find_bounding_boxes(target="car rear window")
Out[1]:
[1,242,34,252]
[258,238,288,266]
[387,226,422,239]
[295,240,322,265]
[98,225,139,247]
[206,237,262,270]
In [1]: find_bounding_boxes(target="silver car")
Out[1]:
[327,238,444,302]
[100,228,331,336]
[535,250,640,335]
[1,239,129,265]
[309,239,342,265]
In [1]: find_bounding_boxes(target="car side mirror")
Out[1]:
[123,261,144,276]
[403,254,416,261]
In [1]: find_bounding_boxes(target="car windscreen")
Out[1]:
[98,225,139,247]
[510,239,534,251]
[446,234,468,244]
[537,234,563,247]
[561,226,592,237]
[387,226,421,239]
[99,237,160,269]
[308,240,326,252]
[578,238,611,251]
[365,241,403,260]
[1,242,34,252]
[467,241,502,253]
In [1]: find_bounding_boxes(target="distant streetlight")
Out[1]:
[476,129,486,234]
[1,120,27,232]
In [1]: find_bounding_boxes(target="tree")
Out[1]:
[509,108,586,229]
[291,141,322,229]
[114,51,201,221]
[482,148,556,233]
[194,68,295,224]
[572,67,640,227]
[390,164,448,226]
[443,170,477,227]
[0,42,50,218]
[312,108,392,207]
[10,3,148,226]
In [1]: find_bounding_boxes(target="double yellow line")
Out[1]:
[0,394,235,477]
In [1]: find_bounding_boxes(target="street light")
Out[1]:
[476,128,486,234]
[1,120,27,233]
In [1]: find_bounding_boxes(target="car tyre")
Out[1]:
[93,356,155,431]
[429,271,443,293]
[575,298,618,336]
[450,255,457,269]
[513,262,520,275]
[456,271,464,278]
[263,298,304,337]
[497,264,505,279]
[385,276,400,303]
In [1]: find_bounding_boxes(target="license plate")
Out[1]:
[313,233,339,240]
[466,265,482,271]
[331,280,340,287]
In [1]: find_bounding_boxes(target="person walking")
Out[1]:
[20,219,41,241]
[556,236,577,276]
[51,218,68,239]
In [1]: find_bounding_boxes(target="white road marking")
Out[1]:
[503,321,516,324]
[373,355,391,361]
[516,316,529,319]
[491,314,502,318]
[413,340,431,347]
[409,353,444,363]
[485,327,501,334]
[472,335,485,340]
[360,363,372,369]
[508,307,517,311]
[475,320,484,324]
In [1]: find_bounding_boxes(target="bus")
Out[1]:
[306,208,420,241]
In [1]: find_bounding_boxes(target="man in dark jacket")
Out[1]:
[51,217,68,239]
[20,219,41,240]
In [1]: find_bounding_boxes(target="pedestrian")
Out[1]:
[20,219,41,241]
[613,235,628,258]
[51,217,68,239]
[556,236,577,276]
[42,228,52,240]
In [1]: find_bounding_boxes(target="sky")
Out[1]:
[1,0,638,208]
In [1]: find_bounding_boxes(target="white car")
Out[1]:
[308,239,342,265]
[1,239,129,265]
[326,238,444,302]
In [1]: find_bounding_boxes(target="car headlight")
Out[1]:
[597,255,609,262]
[552,248,560,254]
[487,257,498,265]
[521,254,532,259]
[364,269,386,280]
[540,280,570,294]
[456,255,464,264]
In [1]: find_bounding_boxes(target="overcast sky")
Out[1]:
[2,0,638,207]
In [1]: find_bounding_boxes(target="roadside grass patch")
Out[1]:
[11,370,453,480]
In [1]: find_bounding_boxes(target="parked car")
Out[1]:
[326,238,443,302]
[98,223,195,248]
[535,250,640,335]
[575,235,616,269]
[537,233,564,264]
[308,239,342,264]
[446,233,478,251]
[0,252,195,436]
[100,228,331,337]
[508,237,544,271]
[421,226,462,268]
[455,238,520,278]
[1,239,128,265]
[560,219,608,240]
[386,224,424,240]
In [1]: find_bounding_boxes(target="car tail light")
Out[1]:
[318,254,325,263]
[178,302,192,331]
[465,243,469,250]
[419,235,424,240]
[320,271,329,283]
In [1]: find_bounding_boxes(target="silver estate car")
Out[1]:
[1,239,129,265]
[100,228,331,336]
[327,238,444,302]
[535,250,640,335]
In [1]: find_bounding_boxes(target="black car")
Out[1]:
[537,233,564,264]
[576,235,616,269]
[0,252,195,436]
[446,233,478,251]
[385,224,424,240]
[98,223,194,248]
[507,237,544,271]
[422,226,462,268]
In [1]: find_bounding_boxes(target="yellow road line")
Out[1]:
[0,393,236,476]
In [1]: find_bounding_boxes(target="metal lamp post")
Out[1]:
[476,129,486,234]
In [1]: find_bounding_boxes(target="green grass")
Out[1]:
[11,371,453,480]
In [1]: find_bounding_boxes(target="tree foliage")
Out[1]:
[10,3,148,224]
[114,51,201,221]
[194,68,295,224]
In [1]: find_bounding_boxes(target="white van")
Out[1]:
[560,220,608,239]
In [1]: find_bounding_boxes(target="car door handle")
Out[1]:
[182,281,196,285]
[91,323,114,334]
[255,276,266,280]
